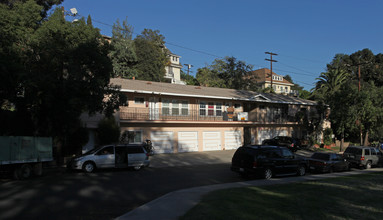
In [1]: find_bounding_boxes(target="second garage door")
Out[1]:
[151,131,173,154]
[203,131,221,151]
[178,132,199,152]
[225,131,242,150]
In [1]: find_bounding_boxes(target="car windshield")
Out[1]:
[83,146,103,155]
[311,153,330,161]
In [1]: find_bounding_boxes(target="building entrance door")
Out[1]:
[149,97,159,120]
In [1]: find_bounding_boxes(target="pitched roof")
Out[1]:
[251,68,294,86]
[110,78,316,106]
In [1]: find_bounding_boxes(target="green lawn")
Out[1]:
[180,173,383,220]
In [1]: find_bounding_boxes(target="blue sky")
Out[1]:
[59,0,383,90]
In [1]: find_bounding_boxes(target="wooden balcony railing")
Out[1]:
[119,107,297,123]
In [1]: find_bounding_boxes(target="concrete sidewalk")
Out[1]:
[116,168,383,220]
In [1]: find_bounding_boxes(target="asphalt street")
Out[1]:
[0,151,240,220]
[0,149,371,220]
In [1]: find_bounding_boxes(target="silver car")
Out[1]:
[68,144,150,173]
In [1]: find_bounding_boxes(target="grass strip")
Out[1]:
[180,173,383,220]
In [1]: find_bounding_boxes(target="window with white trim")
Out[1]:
[208,102,214,116]
[126,130,142,144]
[162,100,170,115]
[172,100,179,115]
[181,101,188,115]
[200,102,206,116]
[216,103,222,116]
[163,99,189,116]
[200,102,223,116]
[134,97,145,104]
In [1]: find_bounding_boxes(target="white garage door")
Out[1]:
[151,131,173,154]
[178,132,199,152]
[203,132,221,151]
[257,129,287,145]
[225,131,242,150]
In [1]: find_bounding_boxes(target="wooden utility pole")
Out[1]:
[184,64,193,75]
[345,62,369,146]
[265,52,278,92]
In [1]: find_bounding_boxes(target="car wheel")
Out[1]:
[14,164,32,180]
[365,161,372,169]
[297,165,306,176]
[264,168,273,179]
[83,162,96,173]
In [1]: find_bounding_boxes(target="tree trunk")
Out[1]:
[364,131,369,146]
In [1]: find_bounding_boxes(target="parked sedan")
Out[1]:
[309,152,350,173]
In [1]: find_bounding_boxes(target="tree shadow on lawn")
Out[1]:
[181,173,383,220]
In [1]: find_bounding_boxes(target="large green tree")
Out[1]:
[196,67,224,87]
[180,70,199,86]
[313,49,383,146]
[109,18,138,79]
[0,0,63,18]
[196,56,258,91]
[133,29,168,81]
[312,68,349,102]
[0,1,125,155]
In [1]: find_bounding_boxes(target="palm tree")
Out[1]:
[312,68,349,102]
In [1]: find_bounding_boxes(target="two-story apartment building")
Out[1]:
[109,78,318,154]
[252,68,295,95]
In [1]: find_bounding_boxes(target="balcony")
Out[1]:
[119,107,297,123]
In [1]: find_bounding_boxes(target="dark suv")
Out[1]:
[343,146,382,169]
[231,145,308,179]
[262,136,301,152]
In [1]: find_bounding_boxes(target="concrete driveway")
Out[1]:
[149,148,313,168]
[149,149,237,168]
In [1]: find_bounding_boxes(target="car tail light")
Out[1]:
[360,156,365,161]
[291,143,294,148]
[253,161,258,168]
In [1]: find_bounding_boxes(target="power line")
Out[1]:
[73,13,320,85]
[90,18,223,59]
[271,67,318,77]
[295,80,315,87]
[166,42,222,58]
[278,53,327,64]
[278,61,319,76]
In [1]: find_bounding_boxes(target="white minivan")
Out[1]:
[68,144,150,173]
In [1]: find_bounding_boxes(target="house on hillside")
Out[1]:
[251,68,296,95]
[104,78,321,154]
[164,51,185,85]
[104,35,185,85]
